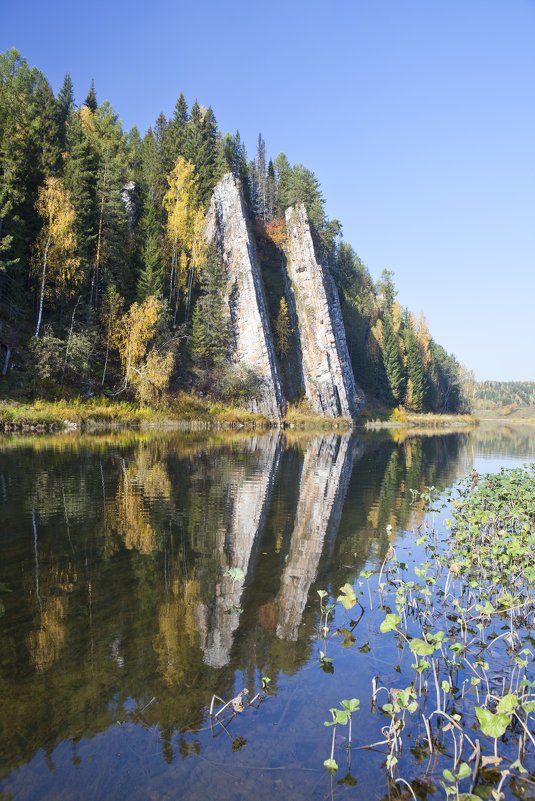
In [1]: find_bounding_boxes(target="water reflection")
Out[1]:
[0,425,532,799]
[276,434,353,641]
[198,433,282,667]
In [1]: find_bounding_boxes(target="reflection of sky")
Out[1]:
[2,428,535,801]
[472,455,535,474]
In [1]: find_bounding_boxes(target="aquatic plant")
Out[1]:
[321,465,535,799]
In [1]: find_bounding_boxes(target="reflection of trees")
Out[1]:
[275,434,353,641]
[0,426,491,785]
[469,422,535,459]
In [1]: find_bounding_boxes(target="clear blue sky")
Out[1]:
[4,0,534,381]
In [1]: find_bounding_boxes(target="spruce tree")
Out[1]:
[191,247,229,367]
[254,133,267,219]
[137,199,163,301]
[57,72,74,151]
[195,106,218,206]
[84,79,97,112]
[382,316,405,404]
[404,322,424,411]
[168,93,189,162]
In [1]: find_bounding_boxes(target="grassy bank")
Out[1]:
[0,394,355,433]
[0,394,270,432]
[360,404,477,429]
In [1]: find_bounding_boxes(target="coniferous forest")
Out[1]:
[0,50,473,415]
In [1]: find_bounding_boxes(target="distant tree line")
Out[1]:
[0,49,471,412]
[473,381,535,410]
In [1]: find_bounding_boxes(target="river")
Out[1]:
[1,422,534,800]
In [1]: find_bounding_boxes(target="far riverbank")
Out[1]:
[0,395,478,435]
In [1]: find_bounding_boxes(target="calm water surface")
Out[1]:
[1,423,534,801]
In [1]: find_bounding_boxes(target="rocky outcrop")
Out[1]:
[204,174,285,419]
[284,205,365,417]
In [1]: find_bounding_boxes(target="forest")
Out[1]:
[473,381,535,410]
[0,49,472,416]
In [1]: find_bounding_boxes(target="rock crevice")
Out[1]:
[284,205,365,417]
[205,175,364,419]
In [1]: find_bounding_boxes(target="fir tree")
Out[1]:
[253,133,267,218]
[57,72,75,151]
[137,199,163,301]
[84,79,97,112]
[275,297,292,359]
[191,247,229,367]
[404,322,424,411]
[382,316,405,404]
[168,93,189,161]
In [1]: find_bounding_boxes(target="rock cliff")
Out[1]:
[284,205,365,417]
[204,174,285,419]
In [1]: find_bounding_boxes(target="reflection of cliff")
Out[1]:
[198,434,282,667]
[276,434,354,641]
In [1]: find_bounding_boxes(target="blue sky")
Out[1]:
[4,0,534,381]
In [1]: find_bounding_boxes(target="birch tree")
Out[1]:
[34,177,79,338]
[163,156,206,322]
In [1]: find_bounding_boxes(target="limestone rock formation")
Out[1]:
[284,205,365,417]
[204,174,285,419]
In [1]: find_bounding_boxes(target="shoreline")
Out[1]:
[0,397,477,435]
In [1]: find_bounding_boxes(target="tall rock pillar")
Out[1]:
[205,174,285,419]
[284,205,365,417]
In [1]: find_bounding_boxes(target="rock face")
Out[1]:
[284,205,365,417]
[204,174,285,419]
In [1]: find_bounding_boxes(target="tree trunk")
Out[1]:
[2,345,11,376]
[101,304,112,386]
[61,295,81,384]
[35,234,51,338]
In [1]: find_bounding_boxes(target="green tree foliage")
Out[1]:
[0,48,468,414]
[381,315,406,405]
[403,318,424,411]
[84,79,97,113]
[191,247,230,367]
[473,381,535,410]
[275,297,292,360]
[137,198,163,301]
